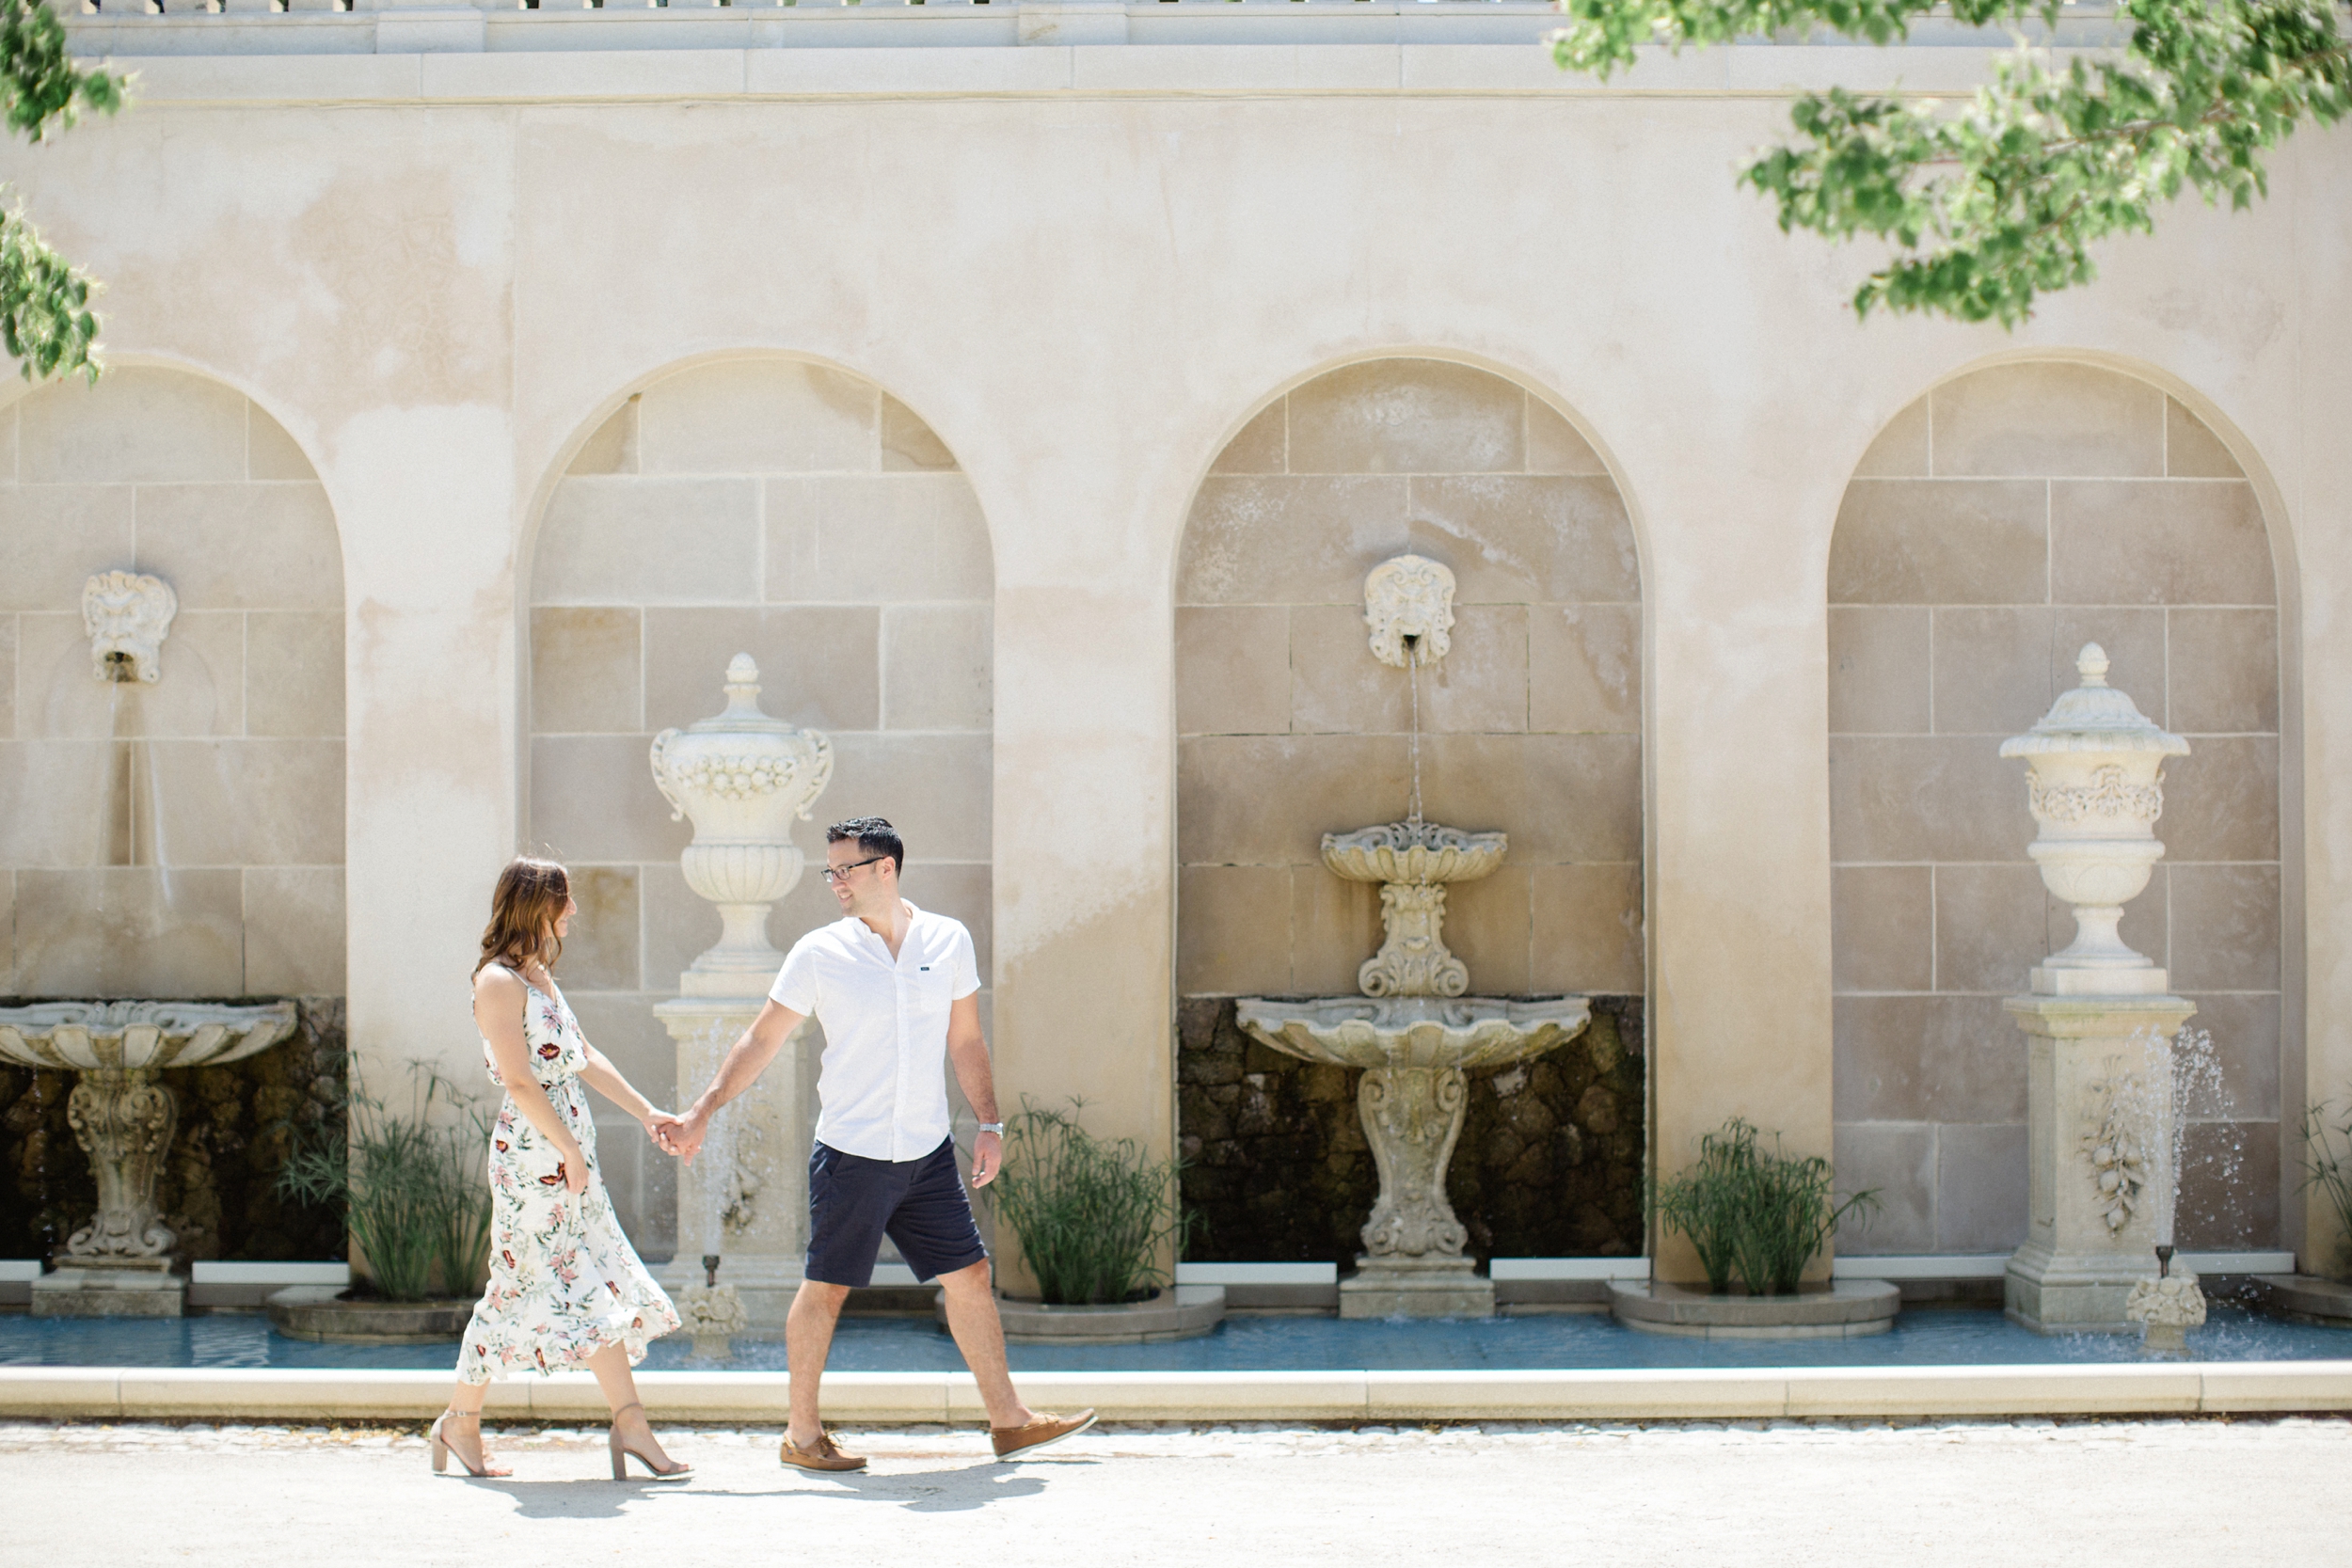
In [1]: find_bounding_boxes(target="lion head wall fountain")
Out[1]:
[1236,555,1591,1319]
[0,571,299,1316]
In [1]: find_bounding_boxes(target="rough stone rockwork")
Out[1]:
[0,998,347,1265]
[1178,996,1644,1264]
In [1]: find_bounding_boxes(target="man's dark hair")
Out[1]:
[826,816,904,873]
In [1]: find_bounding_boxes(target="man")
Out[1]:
[663,816,1094,1470]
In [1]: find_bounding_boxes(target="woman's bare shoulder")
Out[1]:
[474,964,525,1003]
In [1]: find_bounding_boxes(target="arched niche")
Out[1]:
[1171,356,1646,1266]
[521,354,994,1252]
[0,363,348,1265]
[0,364,346,1000]
[1825,359,2293,1256]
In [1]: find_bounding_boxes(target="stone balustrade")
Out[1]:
[62,0,2132,55]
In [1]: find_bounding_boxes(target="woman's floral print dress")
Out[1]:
[455,974,679,1384]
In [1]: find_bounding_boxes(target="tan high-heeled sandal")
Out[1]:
[429,1410,512,1478]
[609,1402,693,1481]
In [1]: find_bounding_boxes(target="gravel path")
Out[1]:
[8,1417,2346,1563]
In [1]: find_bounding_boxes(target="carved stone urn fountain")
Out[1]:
[0,1000,297,1315]
[1236,555,1590,1319]
[651,653,836,997]
[1998,644,2197,1333]
[649,653,832,1324]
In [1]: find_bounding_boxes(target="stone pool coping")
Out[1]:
[6,1364,2352,1423]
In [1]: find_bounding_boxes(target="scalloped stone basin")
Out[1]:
[0,1000,297,1316]
[1237,996,1589,1319]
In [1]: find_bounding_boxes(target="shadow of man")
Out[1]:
[789,1459,1091,1513]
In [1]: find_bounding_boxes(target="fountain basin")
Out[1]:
[942,1286,1227,1345]
[1238,996,1590,1318]
[0,1000,296,1075]
[1610,1278,1899,1340]
[1236,996,1589,1074]
[1320,820,1507,888]
[266,1287,469,1345]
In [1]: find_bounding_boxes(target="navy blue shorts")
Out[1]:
[804,1136,990,1288]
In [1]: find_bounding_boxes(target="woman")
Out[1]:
[429,856,690,1481]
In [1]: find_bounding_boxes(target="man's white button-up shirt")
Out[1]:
[770,900,982,1164]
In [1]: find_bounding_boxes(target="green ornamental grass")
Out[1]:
[277,1065,493,1303]
[1655,1117,1879,1296]
[2298,1100,2352,1279]
[990,1098,1196,1307]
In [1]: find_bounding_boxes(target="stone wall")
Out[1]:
[1177,996,1645,1264]
[0,368,346,999]
[528,356,994,1255]
[0,997,346,1264]
[1829,362,2284,1253]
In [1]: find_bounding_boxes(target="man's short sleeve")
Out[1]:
[770,936,820,1014]
[950,922,981,1000]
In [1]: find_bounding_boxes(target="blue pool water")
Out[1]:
[6,1304,2350,1372]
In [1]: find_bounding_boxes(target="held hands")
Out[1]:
[648,1104,709,1163]
[969,1129,1003,1189]
[644,1109,690,1159]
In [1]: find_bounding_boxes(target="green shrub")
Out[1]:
[991,1098,1196,1307]
[2299,1101,2352,1278]
[1655,1117,1878,1296]
[277,1065,492,1302]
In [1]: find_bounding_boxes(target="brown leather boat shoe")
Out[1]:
[778,1430,866,1472]
[990,1408,1098,1460]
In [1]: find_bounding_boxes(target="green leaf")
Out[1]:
[1554,0,2352,325]
[0,196,101,382]
[1,0,126,142]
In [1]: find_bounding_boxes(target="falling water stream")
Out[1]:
[1404,640,1424,832]
[697,1022,738,1264]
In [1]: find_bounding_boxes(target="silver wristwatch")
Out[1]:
[977,1121,1006,1136]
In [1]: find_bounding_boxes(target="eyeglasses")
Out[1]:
[821,854,889,884]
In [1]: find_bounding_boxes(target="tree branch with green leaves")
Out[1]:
[0,0,126,380]
[1552,0,2352,325]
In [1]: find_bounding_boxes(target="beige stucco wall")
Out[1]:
[7,32,2342,1275]
[1829,362,2285,1254]
[0,366,344,1000]
[1176,357,1643,1000]
[527,356,993,1250]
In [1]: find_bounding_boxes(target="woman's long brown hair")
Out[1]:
[475,857,570,979]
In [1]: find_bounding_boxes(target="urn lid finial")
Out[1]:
[675,651,792,735]
[1998,642,2188,759]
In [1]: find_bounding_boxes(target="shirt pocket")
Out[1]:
[907,964,957,1026]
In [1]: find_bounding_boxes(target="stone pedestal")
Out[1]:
[2004,993,2196,1333]
[655,996,809,1328]
[646,655,832,1330]
[31,1259,183,1318]
[1341,1255,1493,1320]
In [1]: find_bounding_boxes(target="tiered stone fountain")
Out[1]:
[1237,555,1590,1319]
[648,653,834,1327]
[2000,644,2199,1334]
